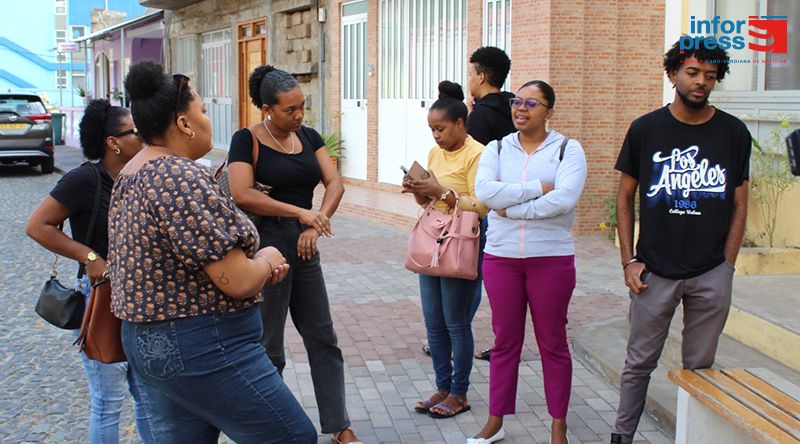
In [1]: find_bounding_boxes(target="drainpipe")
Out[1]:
[120,27,126,106]
[317,0,326,133]
[84,41,90,100]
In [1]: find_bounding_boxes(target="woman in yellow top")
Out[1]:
[403,81,488,419]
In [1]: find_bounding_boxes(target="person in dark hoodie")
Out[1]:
[466,46,515,362]
[466,47,516,146]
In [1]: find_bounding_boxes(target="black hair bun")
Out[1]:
[83,98,111,121]
[124,60,166,101]
[249,65,277,107]
[438,81,464,101]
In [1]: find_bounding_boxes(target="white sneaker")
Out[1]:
[465,427,505,444]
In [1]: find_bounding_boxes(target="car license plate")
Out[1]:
[0,123,29,129]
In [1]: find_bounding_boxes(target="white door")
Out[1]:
[378,0,467,185]
[341,2,368,180]
[201,30,233,149]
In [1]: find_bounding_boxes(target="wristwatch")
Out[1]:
[439,189,451,201]
[84,251,99,266]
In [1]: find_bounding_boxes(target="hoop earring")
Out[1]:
[188,130,196,139]
[114,147,121,155]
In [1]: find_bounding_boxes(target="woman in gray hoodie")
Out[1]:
[469,80,587,444]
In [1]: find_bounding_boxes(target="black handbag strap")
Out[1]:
[75,162,104,278]
[80,162,103,275]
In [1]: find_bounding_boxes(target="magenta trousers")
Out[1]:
[483,253,576,419]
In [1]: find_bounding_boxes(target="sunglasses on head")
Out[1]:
[173,73,190,112]
[510,97,550,110]
[113,127,139,138]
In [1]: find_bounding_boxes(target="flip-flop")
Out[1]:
[414,390,448,413]
[428,395,471,419]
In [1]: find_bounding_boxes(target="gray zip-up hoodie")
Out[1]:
[475,130,587,258]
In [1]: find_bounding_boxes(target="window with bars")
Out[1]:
[342,3,367,101]
[482,0,511,89]
[200,30,232,99]
[56,70,67,88]
[380,0,468,100]
[175,35,196,75]
[715,0,798,91]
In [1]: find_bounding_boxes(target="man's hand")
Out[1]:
[541,182,555,194]
[495,208,507,218]
[624,261,649,294]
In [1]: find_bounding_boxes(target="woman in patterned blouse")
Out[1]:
[108,61,317,443]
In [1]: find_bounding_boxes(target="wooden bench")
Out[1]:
[669,369,800,444]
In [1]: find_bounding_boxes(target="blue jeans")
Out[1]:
[121,305,317,444]
[468,217,489,321]
[419,273,478,397]
[74,277,154,444]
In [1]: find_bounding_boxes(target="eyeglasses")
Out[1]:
[173,73,190,112]
[113,127,139,138]
[510,97,550,110]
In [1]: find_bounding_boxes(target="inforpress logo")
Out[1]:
[680,15,788,54]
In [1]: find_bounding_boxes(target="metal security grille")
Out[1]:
[380,0,467,100]
[201,30,232,149]
[483,0,511,89]
[378,0,468,184]
[343,17,367,101]
[175,36,195,76]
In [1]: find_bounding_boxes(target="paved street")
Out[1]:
[0,162,670,444]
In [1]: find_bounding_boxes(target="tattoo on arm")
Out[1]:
[218,272,230,285]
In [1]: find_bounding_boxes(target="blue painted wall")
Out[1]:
[70,0,146,27]
[0,0,146,107]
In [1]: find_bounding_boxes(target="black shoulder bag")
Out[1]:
[35,163,103,329]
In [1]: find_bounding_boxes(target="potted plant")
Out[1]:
[321,132,345,170]
[75,86,90,104]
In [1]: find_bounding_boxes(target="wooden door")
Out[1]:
[238,19,268,128]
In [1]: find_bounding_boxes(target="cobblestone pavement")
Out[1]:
[0,163,670,443]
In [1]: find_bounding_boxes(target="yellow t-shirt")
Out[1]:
[426,136,489,217]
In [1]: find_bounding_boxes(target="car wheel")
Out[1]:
[41,156,55,174]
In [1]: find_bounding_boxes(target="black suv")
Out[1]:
[0,93,55,173]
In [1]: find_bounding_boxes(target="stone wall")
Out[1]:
[165,0,327,132]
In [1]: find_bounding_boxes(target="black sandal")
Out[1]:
[475,347,492,361]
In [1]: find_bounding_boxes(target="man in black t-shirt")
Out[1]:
[610,40,751,444]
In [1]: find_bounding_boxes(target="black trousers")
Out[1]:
[258,218,350,434]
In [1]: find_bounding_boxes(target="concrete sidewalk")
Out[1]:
[46,143,674,443]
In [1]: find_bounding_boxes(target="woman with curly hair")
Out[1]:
[109,61,316,443]
[26,99,152,443]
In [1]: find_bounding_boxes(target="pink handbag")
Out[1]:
[404,191,481,280]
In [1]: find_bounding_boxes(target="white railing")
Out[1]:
[60,106,85,147]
